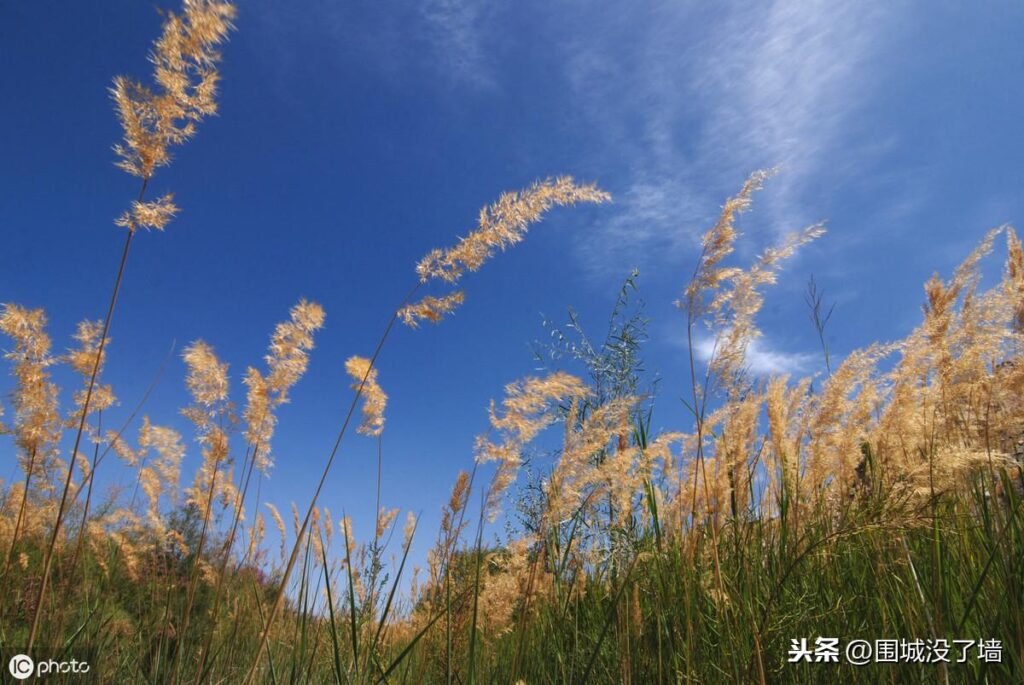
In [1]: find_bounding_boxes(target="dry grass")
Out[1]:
[1,2,1022,683]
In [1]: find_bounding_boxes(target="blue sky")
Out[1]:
[2,0,1023,561]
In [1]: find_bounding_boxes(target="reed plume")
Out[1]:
[26,0,236,650]
[475,372,589,522]
[416,177,611,284]
[242,178,609,684]
[0,306,62,578]
[111,0,236,180]
[346,356,388,437]
[9,0,1021,675]
[0,306,62,494]
[400,177,611,328]
[244,300,326,474]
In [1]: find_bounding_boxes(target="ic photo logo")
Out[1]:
[7,653,91,679]
[7,654,33,680]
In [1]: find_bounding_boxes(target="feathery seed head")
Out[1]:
[403,511,417,547]
[265,502,287,563]
[243,300,325,473]
[66,320,105,376]
[1005,227,1024,332]
[477,371,588,521]
[398,291,466,328]
[112,0,236,179]
[682,169,776,307]
[376,507,399,539]
[416,177,610,285]
[115,193,179,232]
[182,340,229,407]
[345,355,388,437]
[1,304,63,474]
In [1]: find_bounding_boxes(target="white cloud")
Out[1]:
[559,0,902,273]
[255,0,905,274]
[693,334,816,377]
[573,179,706,273]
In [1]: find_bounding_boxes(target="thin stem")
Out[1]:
[805,274,834,377]
[66,412,102,584]
[171,438,228,684]
[195,412,272,683]
[2,446,39,580]
[28,176,147,650]
[241,283,420,685]
[68,339,175,511]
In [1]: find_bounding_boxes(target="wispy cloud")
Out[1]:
[253,0,496,91]
[693,334,816,377]
[419,0,494,88]
[557,0,903,274]
[254,0,906,275]
[573,180,706,273]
